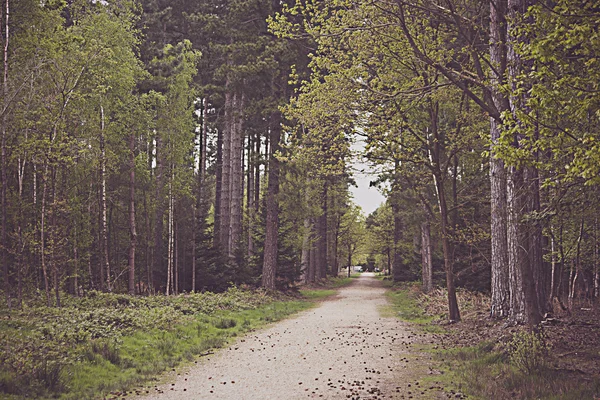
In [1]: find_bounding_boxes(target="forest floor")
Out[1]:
[406,284,600,399]
[134,273,451,400]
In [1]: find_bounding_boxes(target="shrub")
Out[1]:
[508,330,548,374]
[213,317,237,329]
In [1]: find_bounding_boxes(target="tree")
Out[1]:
[339,204,366,277]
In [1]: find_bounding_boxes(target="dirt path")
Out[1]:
[138,273,433,399]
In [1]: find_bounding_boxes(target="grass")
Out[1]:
[384,283,444,333]
[434,342,600,400]
[62,300,313,400]
[385,281,600,400]
[0,278,355,400]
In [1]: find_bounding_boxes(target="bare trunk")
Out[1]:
[262,110,281,289]
[128,132,137,295]
[154,133,165,291]
[87,188,95,290]
[568,217,584,307]
[218,87,233,253]
[100,105,111,291]
[166,178,174,295]
[527,165,548,313]
[507,0,542,326]
[230,91,244,258]
[73,231,79,296]
[489,0,510,319]
[1,0,9,309]
[144,189,151,293]
[308,231,316,283]
[594,216,599,299]
[420,215,433,293]
[214,126,223,247]
[391,193,403,282]
[40,163,51,306]
[301,217,311,282]
[316,181,328,279]
[247,134,255,258]
[436,174,460,322]
[549,226,558,301]
[50,175,60,308]
[174,219,178,295]
[254,132,261,212]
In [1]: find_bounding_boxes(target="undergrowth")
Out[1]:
[387,281,600,400]
[0,283,344,400]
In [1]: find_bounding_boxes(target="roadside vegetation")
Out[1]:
[387,282,600,399]
[0,277,351,400]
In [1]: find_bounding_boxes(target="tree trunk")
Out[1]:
[506,0,542,326]
[100,105,111,291]
[128,132,137,295]
[507,166,541,325]
[436,173,461,322]
[230,91,244,259]
[421,214,433,293]
[527,165,548,313]
[309,232,316,282]
[489,0,511,319]
[153,132,165,291]
[594,217,599,299]
[1,0,9,309]
[40,162,51,306]
[428,100,460,322]
[218,87,233,253]
[316,180,328,279]
[301,217,311,283]
[262,110,281,290]
[391,194,403,282]
[166,178,174,295]
[568,217,584,307]
[214,125,223,248]
[247,134,255,258]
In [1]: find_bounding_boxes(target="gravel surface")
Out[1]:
[138,273,431,399]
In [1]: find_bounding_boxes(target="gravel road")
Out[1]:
[138,273,433,399]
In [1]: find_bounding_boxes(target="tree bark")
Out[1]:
[1,0,9,309]
[230,90,244,258]
[218,86,233,253]
[420,214,433,293]
[261,110,281,290]
[301,216,311,283]
[247,133,255,258]
[489,0,511,319]
[166,178,174,295]
[594,216,599,299]
[128,132,137,295]
[429,101,460,322]
[316,180,328,279]
[506,0,542,326]
[40,162,51,306]
[100,104,111,291]
[154,131,165,291]
[391,192,403,282]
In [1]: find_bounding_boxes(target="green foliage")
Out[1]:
[508,330,549,375]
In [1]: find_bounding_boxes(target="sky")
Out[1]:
[349,138,386,216]
[350,172,386,216]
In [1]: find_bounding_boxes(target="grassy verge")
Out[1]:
[385,282,600,399]
[435,340,600,400]
[0,280,351,400]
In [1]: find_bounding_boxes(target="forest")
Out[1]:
[1,0,600,398]
[2,0,600,328]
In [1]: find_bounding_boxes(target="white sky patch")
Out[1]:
[349,137,386,216]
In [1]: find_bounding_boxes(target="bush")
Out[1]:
[508,330,548,374]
